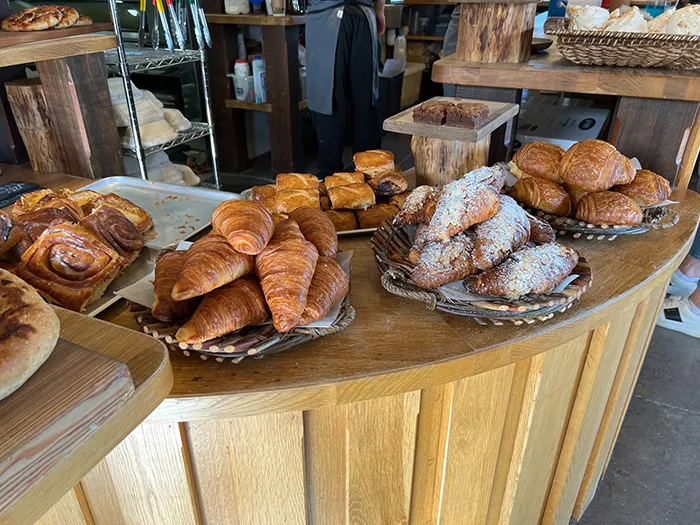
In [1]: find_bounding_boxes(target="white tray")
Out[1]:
[82,177,239,250]
[80,178,239,317]
[240,188,376,237]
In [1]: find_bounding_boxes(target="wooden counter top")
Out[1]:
[432,47,700,101]
[5,166,697,419]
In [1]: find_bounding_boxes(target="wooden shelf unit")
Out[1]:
[206,13,306,26]
[0,32,116,68]
[225,98,308,112]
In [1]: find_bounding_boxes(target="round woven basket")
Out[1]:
[371,221,593,326]
[131,299,356,363]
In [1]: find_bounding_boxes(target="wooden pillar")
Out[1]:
[5,78,65,173]
[36,52,124,179]
[262,24,303,173]
[609,97,700,188]
[455,0,537,64]
[411,135,490,186]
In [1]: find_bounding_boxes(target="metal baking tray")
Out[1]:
[80,177,239,317]
[240,188,376,236]
[82,177,239,250]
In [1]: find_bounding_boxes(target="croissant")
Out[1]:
[558,140,635,192]
[289,206,338,258]
[368,171,409,196]
[564,185,589,209]
[0,211,22,257]
[509,141,565,183]
[16,223,124,311]
[462,165,508,192]
[176,278,268,344]
[472,195,531,271]
[255,219,319,332]
[464,243,578,298]
[393,186,440,227]
[408,223,431,264]
[611,169,672,207]
[211,200,274,255]
[424,180,499,243]
[575,191,643,226]
[171,232,254,300]
[412,232,477,289]
[526,212,556,244]
[79,205,144,264]
[93,193,153,234]
[152,250,199,323]
[510,177,572,217]
[299,257,349,325]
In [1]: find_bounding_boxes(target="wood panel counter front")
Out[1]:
[19,167,699,525]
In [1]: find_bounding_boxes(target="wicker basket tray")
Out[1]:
[130,299,355,363]
[524,205,679,240]
[371,221,592,325]
[547,21,700,69]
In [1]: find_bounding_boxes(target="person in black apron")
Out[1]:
[306,0,385,177]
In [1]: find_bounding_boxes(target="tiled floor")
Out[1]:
[577,326,700,525]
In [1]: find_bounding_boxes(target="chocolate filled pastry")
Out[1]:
[564,185,589,209]
[324,210,358,232]
[472,195,531,271]
[368,170,409,196]
[354,150,395,177]
[255,220,319,332]
[356,204,399,229]
[171,232,254,301]
[393,186,440,226]
[289,206,338,258]
[276,173,320,191]
[424,179,499,243]
[79,205,144,264]
[510,177,572,217]
[176,278,269,344]
[93,193,153,234]
[526,212,556,244]
[575,191,643,226]
[509,141,565,183]
[328,183,376,210]
[558,139,636,192]
[211,200,274,255]
[16,223,125,312]
[611,169,672,207]
[0,211,24,257]
[464,243,579,298]
[299,257,349,325]
[152,250,199,323]
[275,189,321,214]
[412,232,477,289]
[325,172,365,189]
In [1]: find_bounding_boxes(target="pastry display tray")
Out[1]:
[82,177,239,250]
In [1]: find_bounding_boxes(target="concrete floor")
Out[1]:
[577,326,700,525]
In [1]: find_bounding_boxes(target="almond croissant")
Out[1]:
[255,219,319,332]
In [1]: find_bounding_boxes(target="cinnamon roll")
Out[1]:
[79,205,144,264]
[93,193,153,234]
[16,223,125,312]
[0,211,22,257]
[15,207,77,242]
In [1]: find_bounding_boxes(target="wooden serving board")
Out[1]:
[0,338,134,516]
[0,23,112,48]
[383,96,520,142]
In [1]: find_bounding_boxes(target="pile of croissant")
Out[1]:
[250,149,410,232]
[0,188,153,311]
[151,200,350,344]
[508,139,672,226]
[393,165,580,299]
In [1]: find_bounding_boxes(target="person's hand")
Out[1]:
[376,10,386,36]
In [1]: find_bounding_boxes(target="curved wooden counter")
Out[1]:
[34,182,700,525]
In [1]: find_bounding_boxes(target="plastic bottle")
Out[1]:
[237,28,246,60]
[394,33,407,60]
[234,58,250,77]
[252,55,267,104]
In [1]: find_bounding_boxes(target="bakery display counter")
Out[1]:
[17,168,699,525]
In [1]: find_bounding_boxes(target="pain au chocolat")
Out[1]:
[558,139,635,192]
[509,141,565,183]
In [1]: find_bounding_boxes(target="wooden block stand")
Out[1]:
[383,96,519,186]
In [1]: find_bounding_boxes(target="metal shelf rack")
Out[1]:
[105,3,220,190]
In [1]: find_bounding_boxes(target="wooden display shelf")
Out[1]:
[0,31,116,68]
[432,47,700,101]
[406,35,444,41]
[206,13,307,26]
[0,308,172,525]
[225,98,308,112]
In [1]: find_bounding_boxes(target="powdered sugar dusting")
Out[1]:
[394,186,438,226]
[426,179,498,241]
[473,195,531,271]
[412,232,476,288]
[464,243,578,298]
[461,165,507,192]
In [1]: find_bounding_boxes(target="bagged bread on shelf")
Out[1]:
[112,92,165,127]
[108,78,143,105]
[121,119,179,149]
[163,108,192,132]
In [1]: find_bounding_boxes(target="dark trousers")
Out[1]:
[313,5,382,177]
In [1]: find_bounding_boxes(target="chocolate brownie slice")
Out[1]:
[412,100,453,125]
[445,102,490,129]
